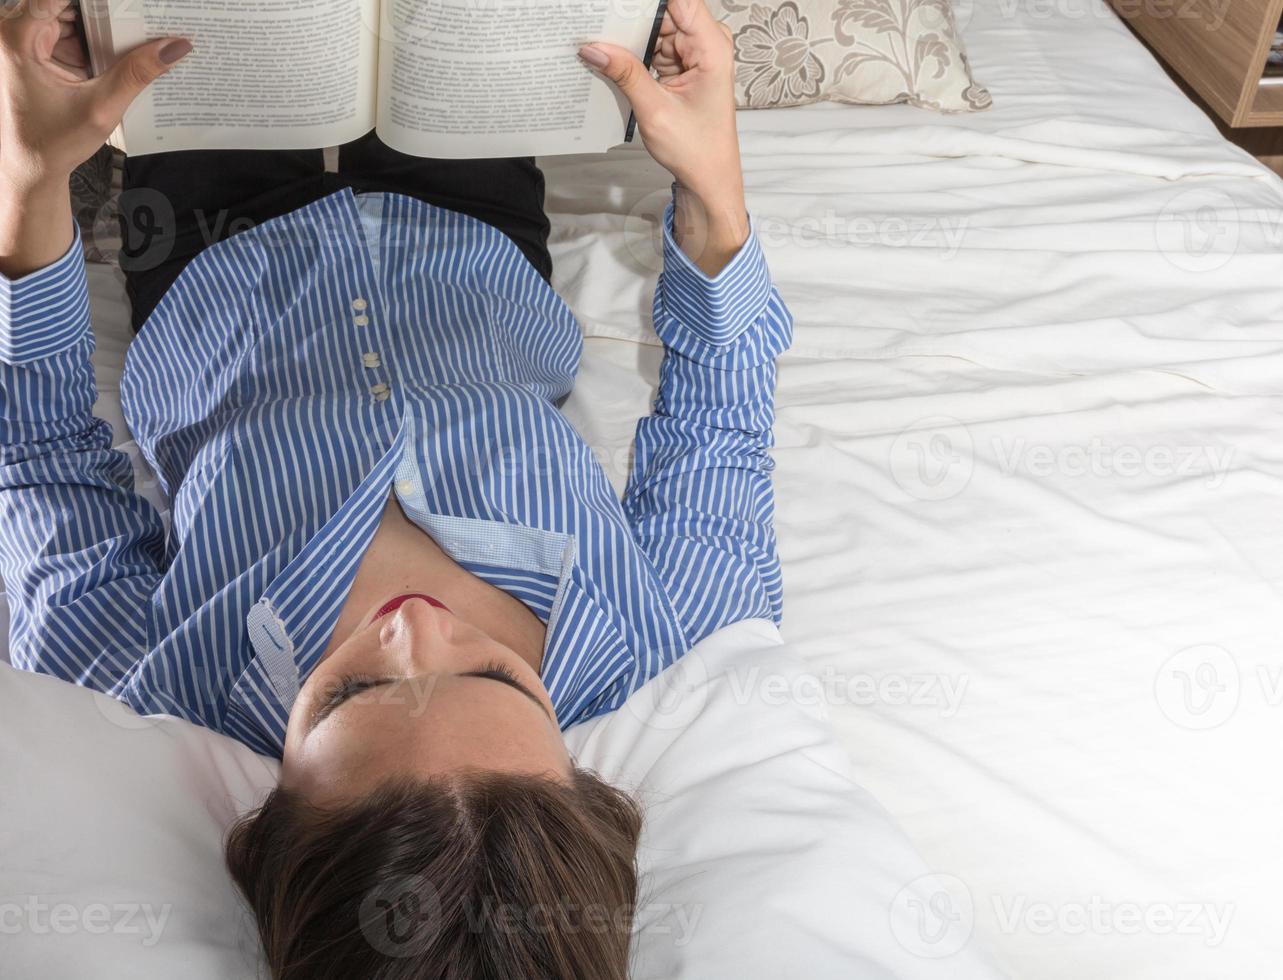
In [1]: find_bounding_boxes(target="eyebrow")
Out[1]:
[310,671,551,732]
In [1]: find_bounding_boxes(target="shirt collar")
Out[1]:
[232,413,637,755]
[244,424,408,710]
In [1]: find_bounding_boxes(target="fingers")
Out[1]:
[652,31,681,78]
[666,0,715,34]
[51,30,87,74]
[664,0,733,69]
[652,55,680,79]
[87,36,189,125]
[1,1,62,68]
[651,3,728,80]
[578,42,666,120]
[1,0,77,63]
[41,3,79,64]
[2,0,71,29]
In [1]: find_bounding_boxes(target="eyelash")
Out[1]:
[326,661,520,708]
[477,659,522,684]
[323,674,384,711]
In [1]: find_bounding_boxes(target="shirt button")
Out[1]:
[353,315,370,327]
[362,352,381,368]
[395,479,414,495]
[370,382,390,401]
[351,298,368,312]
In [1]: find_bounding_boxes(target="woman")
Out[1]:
[0,0,791,975]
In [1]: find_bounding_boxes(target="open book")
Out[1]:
[81,0,663,158]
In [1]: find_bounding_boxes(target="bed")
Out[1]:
[553,0,1283,974]
[6,0,1283,975]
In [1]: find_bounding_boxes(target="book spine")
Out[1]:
[624,0,671,143]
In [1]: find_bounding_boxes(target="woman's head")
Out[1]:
[282,594,570,802]
[229,595,642,977]
[226,769,642,979]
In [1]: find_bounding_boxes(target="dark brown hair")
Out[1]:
[225,769,642,980]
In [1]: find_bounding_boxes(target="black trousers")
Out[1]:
[118,132,552,332]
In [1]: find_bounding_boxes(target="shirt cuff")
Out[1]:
[0,226,91,365]
[657,198,773,352]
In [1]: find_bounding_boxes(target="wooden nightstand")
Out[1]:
[1109,0,1283,171]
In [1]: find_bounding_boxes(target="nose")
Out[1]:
[378,596,454,656]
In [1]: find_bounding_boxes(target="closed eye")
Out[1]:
[462,666,552,721]
[310,675,394,731]
[309,666,551,731]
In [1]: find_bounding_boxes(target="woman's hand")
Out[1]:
[0,0,189,275]
[579,0,748,275]
[0,0,189,190]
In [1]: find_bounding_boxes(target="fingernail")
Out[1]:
[578,45,609,69]
[160,39,192,64]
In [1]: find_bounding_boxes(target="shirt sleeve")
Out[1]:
[0,229,165,692]
[622,199,794,644]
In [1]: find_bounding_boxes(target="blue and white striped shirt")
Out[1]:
[0,188,791,758]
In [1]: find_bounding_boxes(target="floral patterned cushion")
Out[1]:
[70,145,123,264]
[715,0,991,112]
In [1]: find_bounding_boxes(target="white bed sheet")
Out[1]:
[545,1,1283,977]
[9,0,1283,976]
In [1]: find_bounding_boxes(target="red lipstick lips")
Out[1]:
[374,593,451,619]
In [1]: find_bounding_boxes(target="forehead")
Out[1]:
[286,676,569,801]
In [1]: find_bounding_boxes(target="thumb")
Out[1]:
[90,37,191,123]
[579,43,665,120]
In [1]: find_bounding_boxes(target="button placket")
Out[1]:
[351,296,390,402]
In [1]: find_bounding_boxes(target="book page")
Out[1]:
[90,0,379,155]
[374,0,657,159]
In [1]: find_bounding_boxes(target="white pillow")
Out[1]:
[0,620,1005,979]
